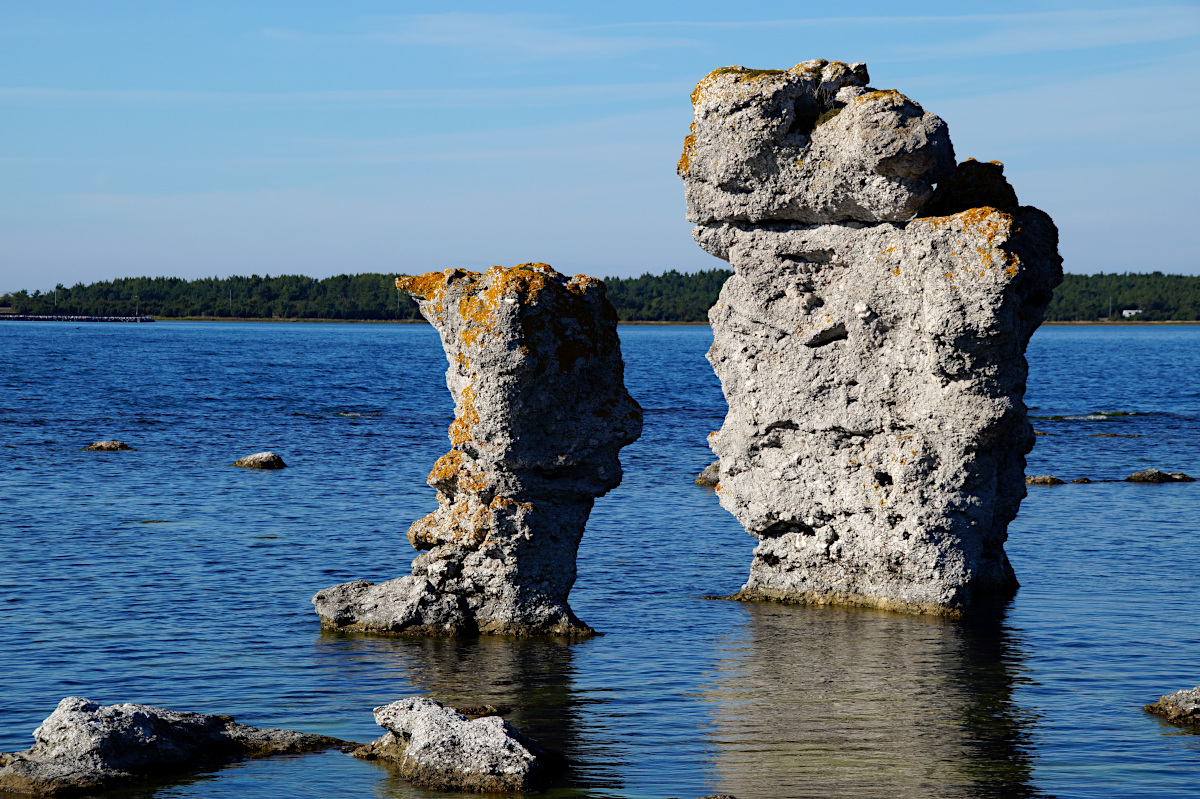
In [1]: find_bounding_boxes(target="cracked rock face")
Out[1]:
[355,697,547,793]
[684,61,1062,616]
[0,697,346,796]
[314,263,642,636]
[679,60,955,226]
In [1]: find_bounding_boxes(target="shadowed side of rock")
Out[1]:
[683,60,1062,616]
[0,697,348,797]
[314,263,642,637]
[1144,687,1200,727]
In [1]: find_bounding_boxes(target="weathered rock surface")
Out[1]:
[353,697,547,793]
[233,451,287,469]
[0,697,347,796]
[684,61,1062,616]
[679,60,954,226]
[1126,469,1194,483]
[83,440,132,451]
[315,263,641,636]
[1144,686,1200,727]
[695,461,721,487]
[1026,475,1065,486]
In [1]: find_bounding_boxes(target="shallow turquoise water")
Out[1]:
[0,322,1197,798]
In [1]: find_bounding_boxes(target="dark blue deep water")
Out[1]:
[1,322,1198,799]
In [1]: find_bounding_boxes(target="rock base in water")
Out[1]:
[1144,687,1200,727]
[695,462,720,487]
[1126,469,1194,483]
[83,441,132,451]
[352,697,548,793]
[0,697,347,796]
[233,452,287,469]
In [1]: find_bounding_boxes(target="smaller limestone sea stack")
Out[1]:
[314,263,642,636]
[682,60,1062,616]
[353,698,548,793]
[0,697,346,796]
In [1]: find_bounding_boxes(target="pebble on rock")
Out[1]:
[352,697,548,793]
[0,697,348,796]
[83,441,132,451]
[314,263,642,637]
[682,60,1062,617]
[233,451,287,469]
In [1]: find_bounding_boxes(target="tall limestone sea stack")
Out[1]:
[682,61,1062,615]
[314,263,642,636]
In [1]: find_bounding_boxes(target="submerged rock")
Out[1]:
[1026,475,1065,486]
[0,697,347,796]
[353,697,547,793]
[1126,469,1194,483]
[83,441,132,451]
[695,461,721,487]
[1144,687,1200,727]
[233,451,287,469]
[315,263,642,637]
[683,61,1062,616]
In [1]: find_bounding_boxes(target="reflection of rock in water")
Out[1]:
[320,633,624,795]
[704,604,1043,799]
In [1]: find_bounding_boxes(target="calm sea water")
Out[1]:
[1,321,1197,799]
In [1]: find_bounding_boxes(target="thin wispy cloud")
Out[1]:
[270,12,698,60]
[0,82,689,109]
[593,6,1200,58]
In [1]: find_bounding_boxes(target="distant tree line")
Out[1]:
[2,269,735,322]
[1045,273,1200,321]
[4,270,1197,323]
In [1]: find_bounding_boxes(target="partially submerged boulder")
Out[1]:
[1144,686,1200,727]
[233,451,287,469]
[83,441,132,452]
[1126,469,1194,483]
[0,697,347,796]
[353,697,547,793]
[684,61,1062,616]
[695,461,720,487]
[315,263,642,636]
[1026,475,1066,486]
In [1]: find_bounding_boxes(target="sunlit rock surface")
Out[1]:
[314,263,641,636]
[684,61,1062,615]
[0,697,345,796]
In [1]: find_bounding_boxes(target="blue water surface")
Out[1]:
[0,321,1197,799]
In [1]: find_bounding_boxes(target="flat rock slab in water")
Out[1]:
[353,697,548,793]
[1126,469,1194,483]
[0,697,347,796]
[1145,687,1200,727]
[233,451,287,469]
[83,441,133,451]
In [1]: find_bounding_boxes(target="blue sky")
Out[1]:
[2,1,1198,291]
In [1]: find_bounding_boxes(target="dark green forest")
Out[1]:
[3,270,1199,322]
[1,269,735,322]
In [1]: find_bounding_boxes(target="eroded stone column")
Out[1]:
[682,61,1062,615]
[314,263,642,636]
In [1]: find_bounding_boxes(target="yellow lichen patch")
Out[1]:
[678,121,697,174]
[853,89,905,106]
[426,450,492,494]
[458,263,560,350]
[449,384,480,445]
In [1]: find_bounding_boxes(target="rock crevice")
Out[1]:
[683,60,1062,615]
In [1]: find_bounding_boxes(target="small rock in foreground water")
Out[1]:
[0,697,347,796]
[83,440,132,451]
[353,697,549,793]
[1144,687,1200,727]
[695,461,720,487]
[233,451,287,469]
